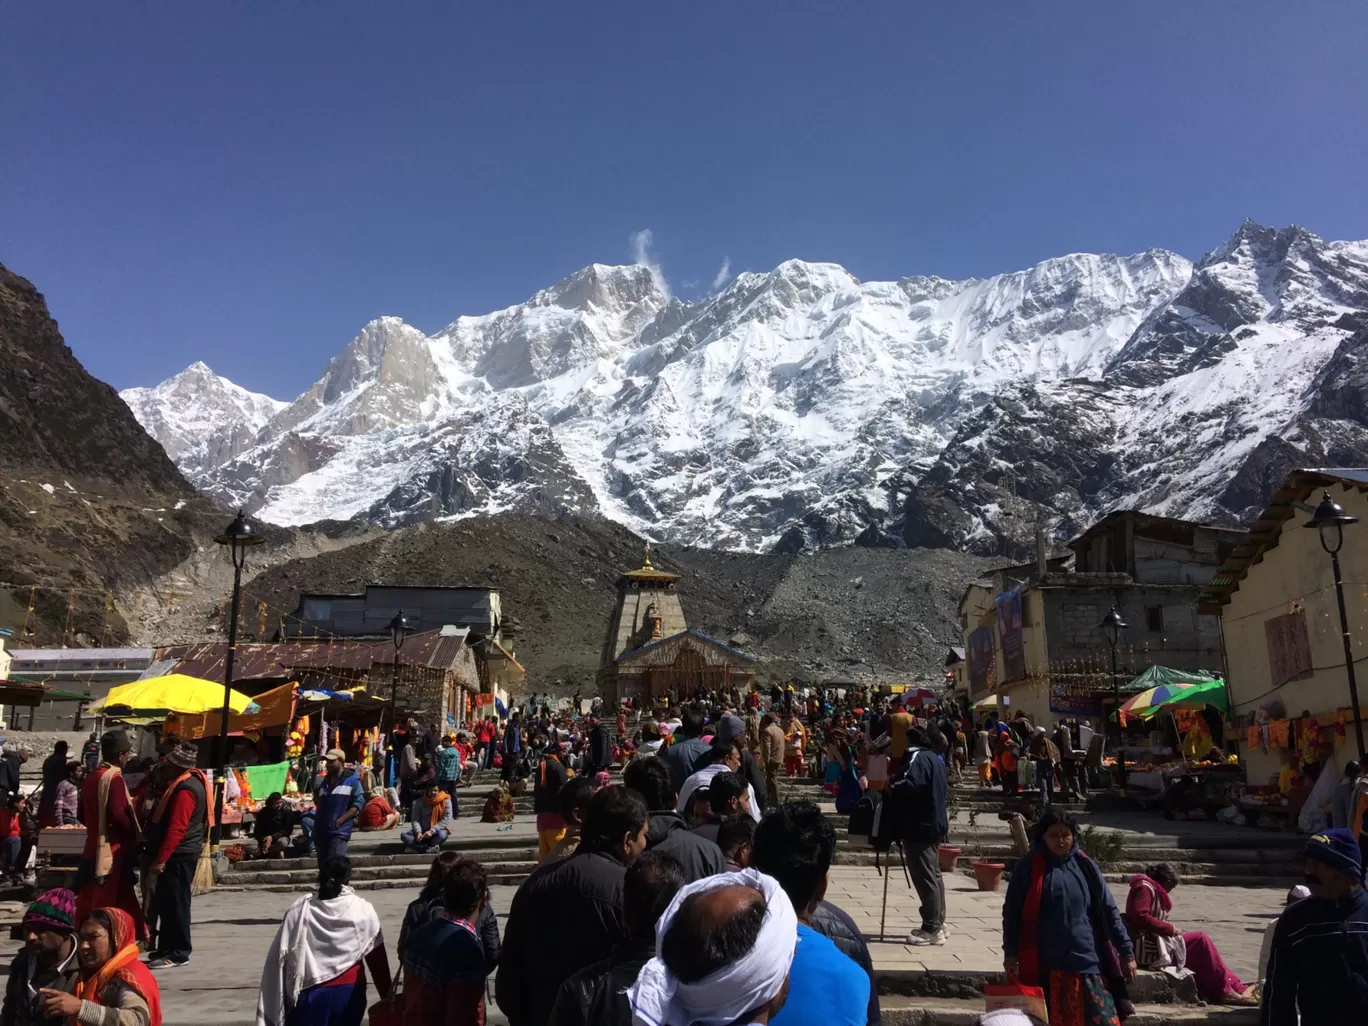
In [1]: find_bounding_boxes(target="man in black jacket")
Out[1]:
[623,758,724,882]
[496,786,650,1026]
[586,716,612,777]
[547,850,687,1026]
[896,726,949,947]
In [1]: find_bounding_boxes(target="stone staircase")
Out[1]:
[221,770,1305,892]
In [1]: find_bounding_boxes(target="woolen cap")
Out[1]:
[1304,828,1365,880]
[24,888,76,933]
[165,743,198,770]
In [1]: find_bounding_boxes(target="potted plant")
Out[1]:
[967,809,1005,891]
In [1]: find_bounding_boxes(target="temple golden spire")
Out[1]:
[641,540,654,571]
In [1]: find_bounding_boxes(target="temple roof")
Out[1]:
[619,541,680,582]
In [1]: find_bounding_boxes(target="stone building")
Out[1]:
[960,512,1243,727]
[597,545,756,705]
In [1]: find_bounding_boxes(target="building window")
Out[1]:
[1145,606,1163,633]
[1266,610,1313,686]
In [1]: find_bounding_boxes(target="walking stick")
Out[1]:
[878,849,890,943]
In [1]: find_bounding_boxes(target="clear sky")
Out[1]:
[3,3,1366,399]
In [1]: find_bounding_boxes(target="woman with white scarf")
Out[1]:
[628,869,796,1026]
[256,856,392,1026]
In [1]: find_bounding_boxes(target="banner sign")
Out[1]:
[1049,682,1104,717]
[996,586,1026,684]
[967,626,995,693]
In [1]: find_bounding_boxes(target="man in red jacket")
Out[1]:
[76,731,145,939]
[143,743,210,969]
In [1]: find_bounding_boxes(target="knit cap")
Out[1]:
[23,888,76,933]
[1304,827,1366,881]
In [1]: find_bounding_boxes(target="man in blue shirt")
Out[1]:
[750,801,872,1026]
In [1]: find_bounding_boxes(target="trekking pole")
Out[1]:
[879,849,890,943]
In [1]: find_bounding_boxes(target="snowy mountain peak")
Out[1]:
[120,362,285,477]
[126,222,1368,555]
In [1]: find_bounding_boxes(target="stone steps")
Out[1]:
[879,997,1257,1025]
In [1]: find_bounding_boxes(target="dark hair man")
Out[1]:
[549,851,688,1026]
[678,739,761,826]
[661,703,710,791]
[497,786,649,1026]
[403,857,491,1024]
[544,776,601,864]
[628,871,797,1026]
[751,802,876,1026]
[692,771,749,843]
[624,758,724,882]
[718,815,756,872]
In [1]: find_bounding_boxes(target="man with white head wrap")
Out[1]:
[628,869,796,1026]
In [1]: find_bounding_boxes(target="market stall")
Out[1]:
[1109,670,1240,813]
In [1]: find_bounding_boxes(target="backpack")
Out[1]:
[847,791,880,845]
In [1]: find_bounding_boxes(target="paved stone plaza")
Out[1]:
[0,858,1287,1024]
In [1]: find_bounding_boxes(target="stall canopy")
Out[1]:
[972,694,999,711]
[1118,676,1228,720]
[92,674,260,717]
[164,680,296,740]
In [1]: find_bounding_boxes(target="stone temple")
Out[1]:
[596,544,756,705]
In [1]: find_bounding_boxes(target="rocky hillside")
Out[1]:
[124,220,1368,558]
[239,514,995,686]
[0,264,222,644]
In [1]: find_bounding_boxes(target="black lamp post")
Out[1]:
[1303,490,1367,759]
[386,610,414,786]
[212,509,264,849]
[1100,605,1128,791]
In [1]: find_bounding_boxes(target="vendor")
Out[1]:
[253,792,294,857]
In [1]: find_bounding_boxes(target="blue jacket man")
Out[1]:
[312,748,365,865]
[1262,827,1368,1025]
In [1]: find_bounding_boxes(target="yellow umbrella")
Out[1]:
[91,674,258,716]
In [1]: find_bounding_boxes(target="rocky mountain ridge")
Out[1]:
[123,221,1368,557]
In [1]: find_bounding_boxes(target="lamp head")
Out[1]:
[1100,605,1127,648]
[1303,490,1358,554]
[389,610,415,648]
[214,509,264,567]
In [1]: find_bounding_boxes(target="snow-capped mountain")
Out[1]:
[122,221,1368,555]
[121,362,286,481]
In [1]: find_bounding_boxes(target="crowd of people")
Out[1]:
[3,684,1364,1026]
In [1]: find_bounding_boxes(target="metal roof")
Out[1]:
[8,648,154,663]
[1195,468,1368,614]
[615,629,756,665]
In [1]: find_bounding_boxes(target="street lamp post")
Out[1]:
[1100,605,1128,791]
[1303,490,1367,759]
[212,510,264,849]
[386,610,414,786]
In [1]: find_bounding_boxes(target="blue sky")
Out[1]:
[3,3,1366,398]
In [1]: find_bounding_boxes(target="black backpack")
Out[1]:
[847,790,880,844]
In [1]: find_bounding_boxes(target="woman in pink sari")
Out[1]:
[1124,863,1257,1005]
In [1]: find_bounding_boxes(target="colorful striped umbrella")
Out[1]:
[1118,678,1227,720]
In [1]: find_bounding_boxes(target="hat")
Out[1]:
[324,748,347,763]
[23,888,76,933]
[1304,828,1365,880]
[101,730,132,755]
[715,713,745,743]
[165,743,198,770]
